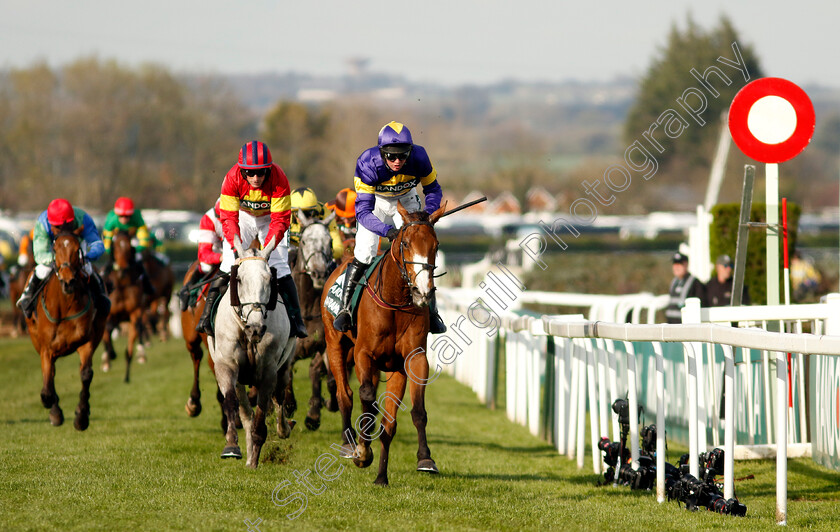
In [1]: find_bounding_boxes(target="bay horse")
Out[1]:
[9,262,34,337]
[25,227,109,430]
[321,202,445,486]
[208,235,296,468]
[140,249,175,342]
[283,210,339,431]
[101,229,146,382]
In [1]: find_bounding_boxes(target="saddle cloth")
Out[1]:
[324,254,385,322]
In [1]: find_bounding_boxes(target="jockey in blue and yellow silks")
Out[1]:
[332,121,446,334]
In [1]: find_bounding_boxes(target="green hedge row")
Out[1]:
[709,202,801,305]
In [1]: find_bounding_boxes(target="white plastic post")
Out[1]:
[776,348,788,526]
[722,344,736,500]
[586,343,601,475]
[577,342,586,470]
[595,339,609,441]
[624,341,640,469]
[654,342,666,503]
[684,341,699,478]
[567,340,580,460]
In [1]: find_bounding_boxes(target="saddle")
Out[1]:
[324,254,385,323]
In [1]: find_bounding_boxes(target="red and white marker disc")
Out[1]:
[728,77,815,163]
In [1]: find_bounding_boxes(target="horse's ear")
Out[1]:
[429,202,448,225]
[74,224,85,236]
[397,201,410,223]
[260,235,277,260]
[297,208,310,228]
[322,211,336,226]
[233,235,245,257]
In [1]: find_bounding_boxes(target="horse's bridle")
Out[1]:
[232,255,271,324]
[54,233,85,285]
[390,220,443,287]
[297,223,333,278]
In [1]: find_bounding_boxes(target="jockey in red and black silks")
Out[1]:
[196,141,307,339]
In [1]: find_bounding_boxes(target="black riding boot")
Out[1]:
[88,273,112,315]
[333,259,367,333]
[429,292,447,334]
[277,275,308,339]
[178,285,191,312]
[16,274,47,319]
[196,275,228,335]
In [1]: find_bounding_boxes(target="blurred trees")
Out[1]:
[0,58,254,213]
[624,16,762,167]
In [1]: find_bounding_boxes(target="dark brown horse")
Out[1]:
[141,249,174,342]
[9,262,34,337]
[283,212,339,431]
[101,229,146,382]
[25,227,108,430]
[321,202,445,486]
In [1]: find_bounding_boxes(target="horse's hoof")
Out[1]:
[101,363,110,373]
[304,416,320,431]
[374,476,389,487]
[336,444,357,459]
[417,458,439,474]
[221,446,242,459]
[353,451,374,469]
[185,398,202,417]
[326,399,339,412]
[137,354,147,364]
[49,406,64,427]
[74,413,90,431]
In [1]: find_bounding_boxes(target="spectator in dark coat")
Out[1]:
[665,252,705,324]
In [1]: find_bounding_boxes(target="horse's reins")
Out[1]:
[43,233,94,323]
[367,220,442,312]
[231,255,272,324]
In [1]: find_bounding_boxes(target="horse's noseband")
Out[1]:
[232,255,272,324]
[393,221,440,286]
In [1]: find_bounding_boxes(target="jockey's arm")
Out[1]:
[328,218,344,260]
[420,170,442,214]
[80,213,105,261]
[101,211,118,251]
[32,220,54,266]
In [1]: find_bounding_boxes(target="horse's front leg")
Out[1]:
[273,357,295,439]
[326,340,355,457]
[40,350,63,426]
[185,335,203,417]
[406,350,438,474]
[305,352,327,430]
[353,357,378,469]
[374,371,408,486]
[101,321,117,372]
[215,363,242,459]
[122,311,138,383]
[74,343,95,431]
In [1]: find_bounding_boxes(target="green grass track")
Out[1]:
[1,335,839,531]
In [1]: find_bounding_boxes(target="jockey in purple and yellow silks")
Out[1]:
[332,121,446,334]
[16,198,110,318]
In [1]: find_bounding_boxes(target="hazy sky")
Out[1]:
[3,0,838,88]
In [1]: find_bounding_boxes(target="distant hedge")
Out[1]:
[709,202,800,305]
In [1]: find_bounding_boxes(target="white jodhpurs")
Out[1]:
[35,262,94,279]
[354,191,422,264]
[220,211,291,277]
